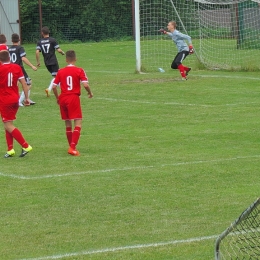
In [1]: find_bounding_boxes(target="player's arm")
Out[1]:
[57,48,65,55]
[159,29,171,36]
[179,32,194,53]
[22,57,37,71]
[82,82,93,98]
[36,49,41,67]
[19,77,30,106]
[52,84,60,104]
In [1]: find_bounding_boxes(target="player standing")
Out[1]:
[9,33,37,106]
[36,26,65,96]
[52,50,93,156]
[0,34,8,51]
[159,21,194,80]
[0,51,32,158]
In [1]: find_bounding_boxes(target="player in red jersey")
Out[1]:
[52,50,93,156]
[0,51,33,158]
[36,26,65,97]
[0,34,8,51]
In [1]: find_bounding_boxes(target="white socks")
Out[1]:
[19,89,31,104]
[47,78,55,92]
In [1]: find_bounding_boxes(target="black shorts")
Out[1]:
[22,67,31,85]
[171,51,189,69]
[46,64,59,76]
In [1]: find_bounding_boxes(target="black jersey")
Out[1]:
[8,45,26,67]
[36,37,60,66]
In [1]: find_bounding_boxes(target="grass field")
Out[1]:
[0,41,259,260]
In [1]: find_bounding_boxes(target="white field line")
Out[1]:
[18,234,218,260]
[95,97,259,107]
[96,97,213,107]
[1,155,260,180]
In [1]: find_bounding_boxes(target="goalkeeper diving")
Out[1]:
[159,21,194,80]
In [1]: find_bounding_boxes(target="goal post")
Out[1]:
[136,0,260,72]
[215,197,260,260]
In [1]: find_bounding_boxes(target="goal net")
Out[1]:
[215,198,260,260]
[138,0,260,71]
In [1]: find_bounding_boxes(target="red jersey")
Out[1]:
[0,44,8,51]
[53,65,88,96]
[0,62,24,104]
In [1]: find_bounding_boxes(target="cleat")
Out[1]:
[182,77,187,81]
[19,145,32,157]
[45,89,50,97]
[68,147,80,156]
[19,103,24,107]
[186,67,191,76]
[29,100,36,105]
[4,149,15,158]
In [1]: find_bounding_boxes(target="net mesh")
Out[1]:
[139,0,260,71]
[215,198,260,260]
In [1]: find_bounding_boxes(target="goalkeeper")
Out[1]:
[159,21,194,80]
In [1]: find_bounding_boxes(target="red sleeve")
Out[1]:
[53,72,60,85]
[80,68,88,82]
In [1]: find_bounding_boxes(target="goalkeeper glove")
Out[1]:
[189,45,194,54]
[159,28,167,34]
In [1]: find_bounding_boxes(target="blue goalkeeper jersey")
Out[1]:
[168,30,192,53]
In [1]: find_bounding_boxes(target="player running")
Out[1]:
[36,26,65,96]
[159,21,194,80]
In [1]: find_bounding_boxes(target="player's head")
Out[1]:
[167,21,177,31]
[66,50,76,63]
[0,50,10,62]
[41,26,50,36]
[11,33,20,43]
[0,34,7,44]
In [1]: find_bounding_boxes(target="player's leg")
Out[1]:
[45,64,59,96]
[67,96,82,156]
[2,104,32,157]
[19,76,35,106]
[4,129,15,158]
[70,119,82,150]
[65,120,73,145]
[171,52,190,79]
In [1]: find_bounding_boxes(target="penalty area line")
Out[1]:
[18,234,218,260]
[1,154,260,180]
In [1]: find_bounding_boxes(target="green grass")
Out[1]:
[0,41,259,259]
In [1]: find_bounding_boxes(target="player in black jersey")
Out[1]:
[36,26,65,97]
[9,33,37,106]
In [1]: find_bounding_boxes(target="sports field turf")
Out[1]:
[0,41,259,259]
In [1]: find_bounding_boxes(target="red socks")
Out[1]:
[5,130,13,151]
[70,126,81,150]
[178,64,189,78]
[10,128,28,148]
[66,127,72,145]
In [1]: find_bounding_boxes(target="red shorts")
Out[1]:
[59,94,82,120]
[0,103,19,122]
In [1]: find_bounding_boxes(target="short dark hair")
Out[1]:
[0,50,10,62]
[41,26,50,35]
[12,33,20,43]
[0,34,7,44]
[66,50,76,62]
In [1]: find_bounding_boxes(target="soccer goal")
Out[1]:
[215,197,260,260]
[135,0,260,72]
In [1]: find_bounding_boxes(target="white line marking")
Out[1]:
[18,234,218,260]
[1,155,260,180]
[96,97,213,107]
[95,97,259,107]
